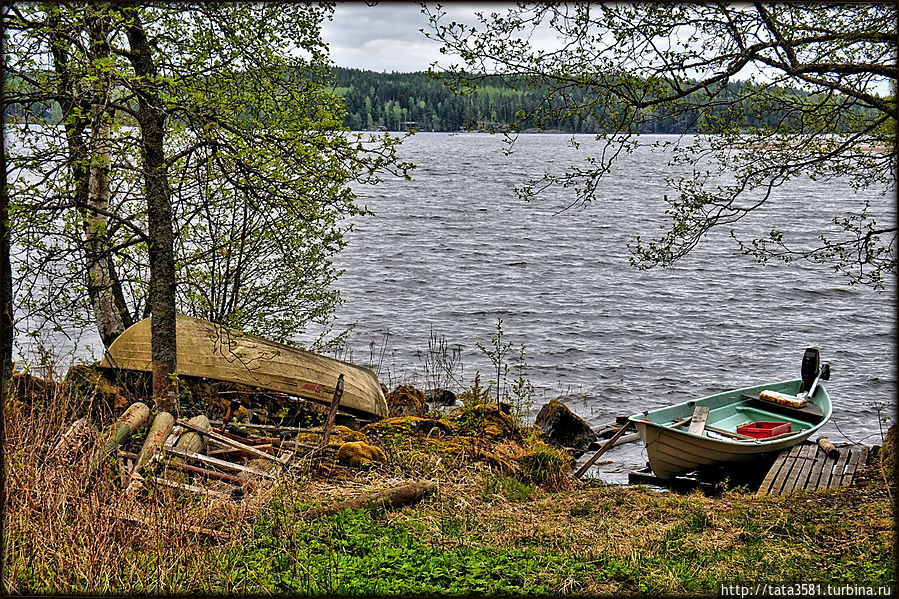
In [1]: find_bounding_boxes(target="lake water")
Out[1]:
[321,132,895,482]
[12,130,894,483]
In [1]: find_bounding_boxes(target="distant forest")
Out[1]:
[333,67,848,134]
[7,65,871,135]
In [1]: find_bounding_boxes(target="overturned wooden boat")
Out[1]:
[629,349,832,479]
[98,314,388,419]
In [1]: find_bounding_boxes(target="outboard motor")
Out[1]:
[800,348,820,393]
[800,347,831,397]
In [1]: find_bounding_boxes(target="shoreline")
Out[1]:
[3,365,895,595]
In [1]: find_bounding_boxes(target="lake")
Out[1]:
[321,132,895,481]
[11,130,894,483]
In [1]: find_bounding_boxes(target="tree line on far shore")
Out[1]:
[8,65,877,136]
[332,67,877,134]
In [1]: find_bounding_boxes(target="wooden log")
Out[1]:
[87,401,151,478]
[302,481,437,519]
[687,405,710,436]
[122,412,175,497]
[320,374,344,448]
[48,417,98,464]
[574,421,635,478]
[174,414,211,456]
[611,432,641,447]
[816,436,840,459]
[135,412,174,470]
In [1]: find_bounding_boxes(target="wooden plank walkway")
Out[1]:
[757,442,870,496]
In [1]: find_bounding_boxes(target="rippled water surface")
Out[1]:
[324,133,895,480]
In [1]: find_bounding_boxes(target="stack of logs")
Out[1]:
[52,375,350,502]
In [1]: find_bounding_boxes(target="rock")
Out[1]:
[385,384,427,417]
[534,398,597,451]
[425,388,457,406]
[336,441,387,467]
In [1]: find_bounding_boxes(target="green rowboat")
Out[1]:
[628,350,832,479]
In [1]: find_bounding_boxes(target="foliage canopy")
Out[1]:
[5,2,412,356]
[425,3,897,289]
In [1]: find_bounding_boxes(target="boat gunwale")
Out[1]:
[628,378,832,447]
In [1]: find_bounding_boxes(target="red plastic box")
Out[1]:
[737,421,792,438]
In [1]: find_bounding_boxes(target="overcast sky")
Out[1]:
[322,3,509,72]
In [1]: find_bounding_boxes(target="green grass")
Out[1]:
[4,372,895,596]
[203,509,598,595]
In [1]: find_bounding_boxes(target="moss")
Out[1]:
[363,416,453,438]
[384,384,427,417]
[336,441,387,467]
[443,402,520,440]
[295,425,368,448]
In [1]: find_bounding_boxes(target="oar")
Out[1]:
[573,421,635,479]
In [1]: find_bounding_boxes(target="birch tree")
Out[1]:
[5,3,410,408]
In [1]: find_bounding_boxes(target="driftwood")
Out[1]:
[817,436,840,459]
[87,401,151,478]
[302,481,437,519]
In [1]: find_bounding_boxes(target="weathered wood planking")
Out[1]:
[757,442,870,495]
[98,314,387,418]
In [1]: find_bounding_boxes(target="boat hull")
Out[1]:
[98,314,388,419]
[629,379,831,479]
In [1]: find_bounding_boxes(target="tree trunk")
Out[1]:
[302,481,438,520]
[84,12,129,347]
[1,93,12,464]
[120,7,178,412]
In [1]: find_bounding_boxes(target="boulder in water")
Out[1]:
[534,398,597,451]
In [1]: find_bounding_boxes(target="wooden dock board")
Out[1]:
[758,442,870,495]
[757,446,793,494]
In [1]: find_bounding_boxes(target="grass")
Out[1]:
[3,370,895,595]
